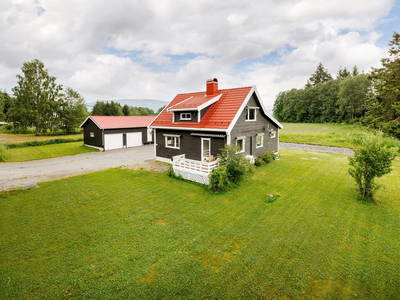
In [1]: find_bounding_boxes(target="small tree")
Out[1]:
[348,134,397,201]
[59,87,88,133]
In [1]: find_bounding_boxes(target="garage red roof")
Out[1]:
[151,86,253,130]
[80,116,155,129]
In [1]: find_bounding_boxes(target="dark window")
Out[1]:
[180,113,191,120]
[245,108,257,121]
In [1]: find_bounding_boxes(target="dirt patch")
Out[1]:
[122,159,170,173]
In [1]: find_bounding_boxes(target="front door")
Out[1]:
[201,138,211,162]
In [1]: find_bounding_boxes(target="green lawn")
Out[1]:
[4,141,98,162]
[280,123,400,149]
[1,149,400,299]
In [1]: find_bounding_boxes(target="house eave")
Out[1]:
[150,125,228,132]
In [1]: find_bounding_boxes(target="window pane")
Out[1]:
[249,109,255,120]
[167,136,174,146]
[237,139,243,151]
[175,137,180,148]
[256,135,262,146]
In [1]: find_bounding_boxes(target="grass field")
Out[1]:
[0,131,82,144]
[3,141,98,162]
[1,149,399,299]
[280,123,400,150]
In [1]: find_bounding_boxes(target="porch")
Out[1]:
[172,154,219,185]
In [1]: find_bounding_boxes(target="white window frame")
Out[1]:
[165,135,180,149]
[256,133,263,148]
[90,132,94,138]
[201,138,211,162]
[180,113,191,120]
[245,108,257,121]
[236,137,245,153]
[270,131,276,138]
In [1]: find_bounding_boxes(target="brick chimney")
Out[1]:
[206,78,218,96]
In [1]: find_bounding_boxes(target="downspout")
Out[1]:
[153,128,157,158]
[226,131,231,145]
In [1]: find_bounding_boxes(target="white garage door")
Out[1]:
[127,132,142,147]
[104,133,123,150]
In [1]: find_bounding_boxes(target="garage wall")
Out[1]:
[104,127,151,143]
[83,119,103,148]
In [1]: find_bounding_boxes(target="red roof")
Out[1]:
[81,116,155,129]
[151,86,253,130]
[168,94,221,110]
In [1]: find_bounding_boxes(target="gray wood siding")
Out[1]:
[104,127,151,143]
[230,93,279,157]
[200,106,211,119]
[156,129,226,160]
[83,119,103,148]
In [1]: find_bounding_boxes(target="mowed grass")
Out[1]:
[279,123,400,149]
[4,141,98,162]
[1,149,400,299]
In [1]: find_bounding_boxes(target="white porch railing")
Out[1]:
[172,154,219,184]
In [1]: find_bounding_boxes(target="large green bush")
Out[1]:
[209,166,230,192]
[348,134,397,201]
[226,160,246,183]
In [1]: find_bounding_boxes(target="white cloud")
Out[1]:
[0,0,396,107]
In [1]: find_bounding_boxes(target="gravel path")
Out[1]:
[280,142,354,155]
[0,144,168,191]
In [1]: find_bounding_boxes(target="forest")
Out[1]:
[273,32,400,138]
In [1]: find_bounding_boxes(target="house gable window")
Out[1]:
[256,133,263,148]
[270,131,276,138]
[245,107,258,121]
[90,132,94,138]
[165,134,180,149]
[180,113,191,120]
[236,137,245,153]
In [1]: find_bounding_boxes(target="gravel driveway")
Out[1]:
[280,142,354,155]
[0,144,168,191]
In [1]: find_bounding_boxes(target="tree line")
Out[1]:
[273,63,371,123]
[273,32,400,138]
[91,101,163,116]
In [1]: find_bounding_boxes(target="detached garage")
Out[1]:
[80,116,155,151]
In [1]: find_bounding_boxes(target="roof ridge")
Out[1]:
[176,85,252,96]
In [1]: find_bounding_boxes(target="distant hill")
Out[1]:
[86,99,169,112]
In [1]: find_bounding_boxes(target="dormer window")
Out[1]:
[180,113,191,120]
[245,107,258,121]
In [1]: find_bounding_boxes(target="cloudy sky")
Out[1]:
[1,0,399,108]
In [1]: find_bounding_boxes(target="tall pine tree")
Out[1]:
[365,32,400,137]
[306,62,333,87]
